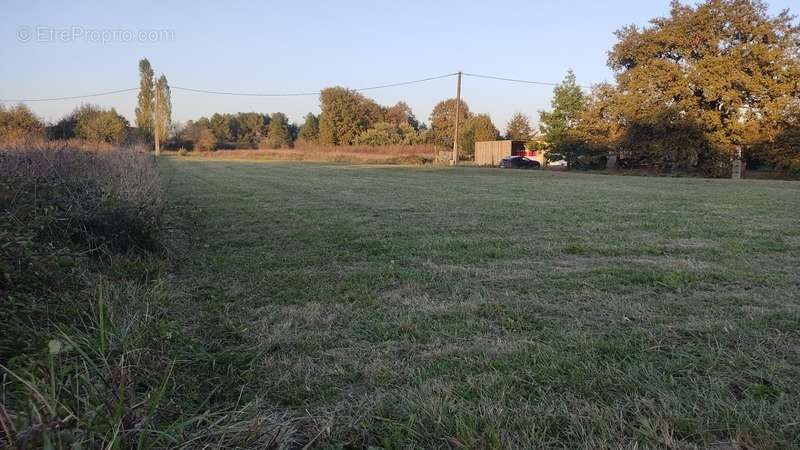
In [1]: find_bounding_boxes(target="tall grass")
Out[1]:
[1,139,164,252]
[0,140,286,449]
[183,143,443,165]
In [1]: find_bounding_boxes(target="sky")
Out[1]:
[1,0,796,131]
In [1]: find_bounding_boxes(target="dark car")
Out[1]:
[499,156,541,169]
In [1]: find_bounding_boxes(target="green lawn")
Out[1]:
[160,158,800,449]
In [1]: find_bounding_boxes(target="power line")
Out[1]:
[0,71,591,103]
[354,73,458,92]
[0,87,139,103]
[170,73,458,97]
[0,73,459,103]
[463,72,593,89]
[170,86,318,97]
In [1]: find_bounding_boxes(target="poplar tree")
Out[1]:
[135,59,155,137]
[155,74,172,145]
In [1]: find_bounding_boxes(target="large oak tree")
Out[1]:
[606,0,800,172]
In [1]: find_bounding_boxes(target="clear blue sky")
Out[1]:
[1,0,795,131]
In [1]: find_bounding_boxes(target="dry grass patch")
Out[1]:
[179,143,443,165]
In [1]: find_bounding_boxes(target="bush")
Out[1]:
[354,122,422,146]
[0,104,45,140]
[0,140,163,252]
[51,105,130,144]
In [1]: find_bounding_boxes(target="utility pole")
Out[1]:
[452,71,462,166]
[154,86,160,156]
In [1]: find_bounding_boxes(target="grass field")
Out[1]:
[159,158,800,449]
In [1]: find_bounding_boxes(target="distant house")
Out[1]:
[474,140,548,166]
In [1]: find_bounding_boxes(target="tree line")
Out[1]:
[0,103,132,144]
[2,0,797,174]
[171,88,509,157]
[0,58,172,147]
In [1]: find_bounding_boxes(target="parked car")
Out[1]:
[499,156,541,169]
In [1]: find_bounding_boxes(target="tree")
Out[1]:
[155,74,172,146]
[561,83,622,169]
[459,114,499,159]
[135,59,155,137]
[759,104,800,171]
[430,98,471,148]
[605,0,800,174]
[264,112,292,148]
[182,118,216,151]
[297,113,320,144]
[505,112,534,141]
[71,104,129,144]
[354,122,422,146]
[385,102,419,129]
[209,113,233,144]
[235,112,269,148]
[0,104,44,140]
[318,87,377,145]
[539,70,587,166]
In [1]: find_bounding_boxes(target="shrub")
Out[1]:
[0,140,163,253]
[52,104,130,144]
[0,104,45,140]
[354,122,423,146]
[182,120,217,151]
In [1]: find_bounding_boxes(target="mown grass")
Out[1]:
[160,159,799,449]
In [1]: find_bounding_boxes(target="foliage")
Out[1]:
[155,74,172,145]
[235,112,269,147]
[505,112,534,141]
[385,101,419,129]
[319,87,379,145]
[0,104,45,140]
[758,105,800,172]
[209,113,234,143]
[297,112,320,144]
[539,70,588,166]
[354,122,422,146]
[602,0,800,174]
[459,113,499,159]
[56,104,130,144]
[182,119,217,151]
[184,113,270,149]
[430,98,471,148]
[135,58,155,137]
[263,112,293,149]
